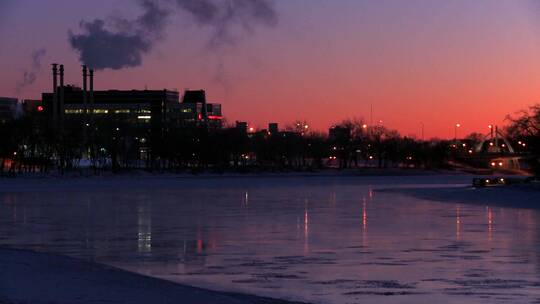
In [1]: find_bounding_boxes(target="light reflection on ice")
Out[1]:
[1,175,540,304]
[137,204,152,253]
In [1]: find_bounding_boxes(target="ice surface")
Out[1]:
[0,248,305,304]
[1,175,540,304]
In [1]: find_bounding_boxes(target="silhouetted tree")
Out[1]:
[507,104,540,175]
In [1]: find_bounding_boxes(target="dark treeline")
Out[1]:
[1,106,539,176]
[506,104,540,174]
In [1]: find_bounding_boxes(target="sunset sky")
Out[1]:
[2,0,540,138]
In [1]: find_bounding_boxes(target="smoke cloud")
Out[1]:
[175,0,278,47]
[69,0,169,70]
[68,0,277,70]
[15,48,47,94]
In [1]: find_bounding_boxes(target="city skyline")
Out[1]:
[2,0,540,138]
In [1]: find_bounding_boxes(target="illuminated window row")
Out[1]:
[65,109,151,114]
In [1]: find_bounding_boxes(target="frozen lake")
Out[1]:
[1,175,540,303]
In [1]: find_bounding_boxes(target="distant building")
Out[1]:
[42,86,180,160]
[182,90,206,104]
[269,123,279,135]
[38,65,231,165]
[43,86,179,127]
[329,126,351,143]
[22,99,43,115]
[0,97,18,124]
[236,121,248,134]
[176,90,222,129]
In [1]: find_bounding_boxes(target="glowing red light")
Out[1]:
[207,115,222,120]
[37,106,44,112]
[198,113,202,120]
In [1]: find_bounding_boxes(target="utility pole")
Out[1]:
[370,104,373,127]
[454,123,461,141]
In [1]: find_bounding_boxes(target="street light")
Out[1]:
[454,123,461,140]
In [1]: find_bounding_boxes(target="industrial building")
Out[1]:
[0,97,18,124]
[43,86,180,129]
[22,99,43,115]
[42,66,222,131]
[175,90,223,129]
[41,64,224,164]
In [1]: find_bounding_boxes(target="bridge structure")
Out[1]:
[458,125,527,172]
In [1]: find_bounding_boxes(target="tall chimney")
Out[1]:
[89,69,94,129]
[89,69,94,116]
[82,65,88,115]
[82,65,88,145]
[52,64,58,129]
[59,65,65,133]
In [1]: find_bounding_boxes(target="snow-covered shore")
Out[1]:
[0,248,307,304]
[381,182,540,209]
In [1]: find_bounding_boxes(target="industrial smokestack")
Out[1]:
[89,69,94,112]
[82,65,88,145]
[59,64,65,133]
[89,69,94,127]
[52,63,58,129]
[82,65,88,114]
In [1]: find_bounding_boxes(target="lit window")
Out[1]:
[65,109,83,114]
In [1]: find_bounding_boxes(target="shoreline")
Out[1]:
[0,247,309,304]
[380,182,540,209]
[0,168,472,180]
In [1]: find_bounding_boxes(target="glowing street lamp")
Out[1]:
[454,123,461,140]
[488,124,494,138]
